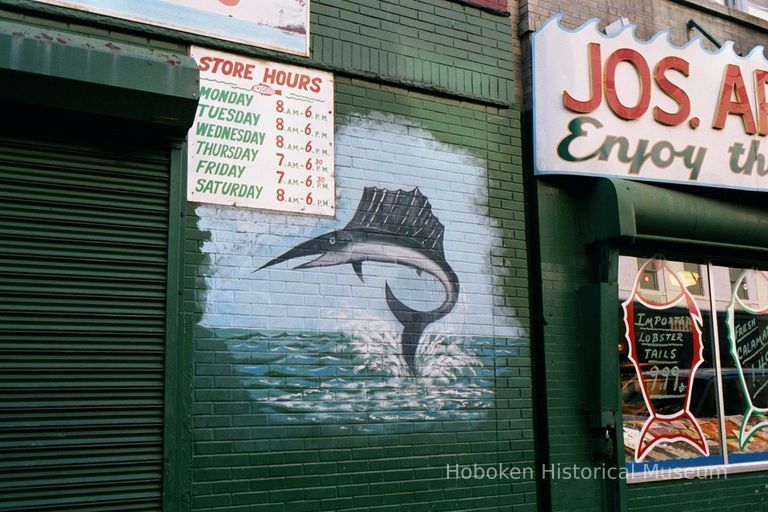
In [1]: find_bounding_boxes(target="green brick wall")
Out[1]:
[310,0,515,104]
[0,1,530,510]
[534,182,604,512]
[627,476,768,511]
[180,1,531,511]
[185,75,533,512]
[1,0,514,107]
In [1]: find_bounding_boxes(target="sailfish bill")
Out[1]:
[258,186,460,374]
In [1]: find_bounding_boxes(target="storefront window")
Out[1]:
[716,267,768,463]
[620,257,768,477]
[739,0,768,21]
[720,0,768,22]
[680,262,705,297]
[620,257,722,472]
[729,267,750,300]
[637,258,660,291]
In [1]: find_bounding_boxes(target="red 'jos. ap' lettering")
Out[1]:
[603,48,651,120]
[653,56,690,126]
[710,65,768,136]
[713,64,757,135]
[562,43,691,126]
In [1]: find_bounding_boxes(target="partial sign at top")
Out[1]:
[533,15,768,192]
[35,0,309,56]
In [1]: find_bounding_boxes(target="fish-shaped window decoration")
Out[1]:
[727,269,768,450]
[622,258,709,462]
[259,187,460,375]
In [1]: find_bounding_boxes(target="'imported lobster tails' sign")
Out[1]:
[533,15,768,191]
[622,259,708,462]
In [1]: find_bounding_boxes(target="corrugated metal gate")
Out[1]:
[0,136,171,511]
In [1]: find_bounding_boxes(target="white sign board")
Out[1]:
[188,47,335,216]
[35,0,310,56]
[534,15,768,191]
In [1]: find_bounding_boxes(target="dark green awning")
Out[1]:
[0,19,199,134]
[583,178,768,255]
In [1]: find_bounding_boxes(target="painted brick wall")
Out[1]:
[7,0,514,107]
[516,0,768,510]
[182,0,530,509]
[185,77,533,511]
[535,183,609,512]
[0,0,528,510]
[311,0,515,105]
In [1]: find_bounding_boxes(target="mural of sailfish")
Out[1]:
[258,187,460,374]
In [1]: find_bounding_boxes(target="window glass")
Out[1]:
[620,257,723,472]
[730,267,750,301]
[742,0,768,21]
[638,258,660,291]
[682,262,705,296]
[714,266,768,462]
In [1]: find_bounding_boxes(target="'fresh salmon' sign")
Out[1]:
[533,15,768,191]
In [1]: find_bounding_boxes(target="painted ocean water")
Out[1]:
[193,112,531,426]
[213,330,524,424]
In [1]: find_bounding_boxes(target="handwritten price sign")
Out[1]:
[188,47,335,216]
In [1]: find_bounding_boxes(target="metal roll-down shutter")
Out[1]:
[0,136,171,511]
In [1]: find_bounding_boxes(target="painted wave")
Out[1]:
[217,330,516,423]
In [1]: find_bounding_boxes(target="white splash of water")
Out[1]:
[337,308,484,381]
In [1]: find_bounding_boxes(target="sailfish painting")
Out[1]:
[258,187,460,374]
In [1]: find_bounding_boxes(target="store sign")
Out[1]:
[188,47,335,216]
[35,0,309,56]
[533,15,768,191]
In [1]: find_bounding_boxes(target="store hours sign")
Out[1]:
[188,47,335,216]
[533,15,768,192]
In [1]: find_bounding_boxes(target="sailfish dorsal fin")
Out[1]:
[345,187,446,260]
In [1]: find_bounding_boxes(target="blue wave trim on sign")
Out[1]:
[535,13,764,59]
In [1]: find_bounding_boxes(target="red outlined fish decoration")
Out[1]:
[622,259,709,462]
[251,83,282,96]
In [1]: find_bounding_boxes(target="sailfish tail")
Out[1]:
[401,326,427,372]
[384,282,446,326]
[385,282,443,374]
